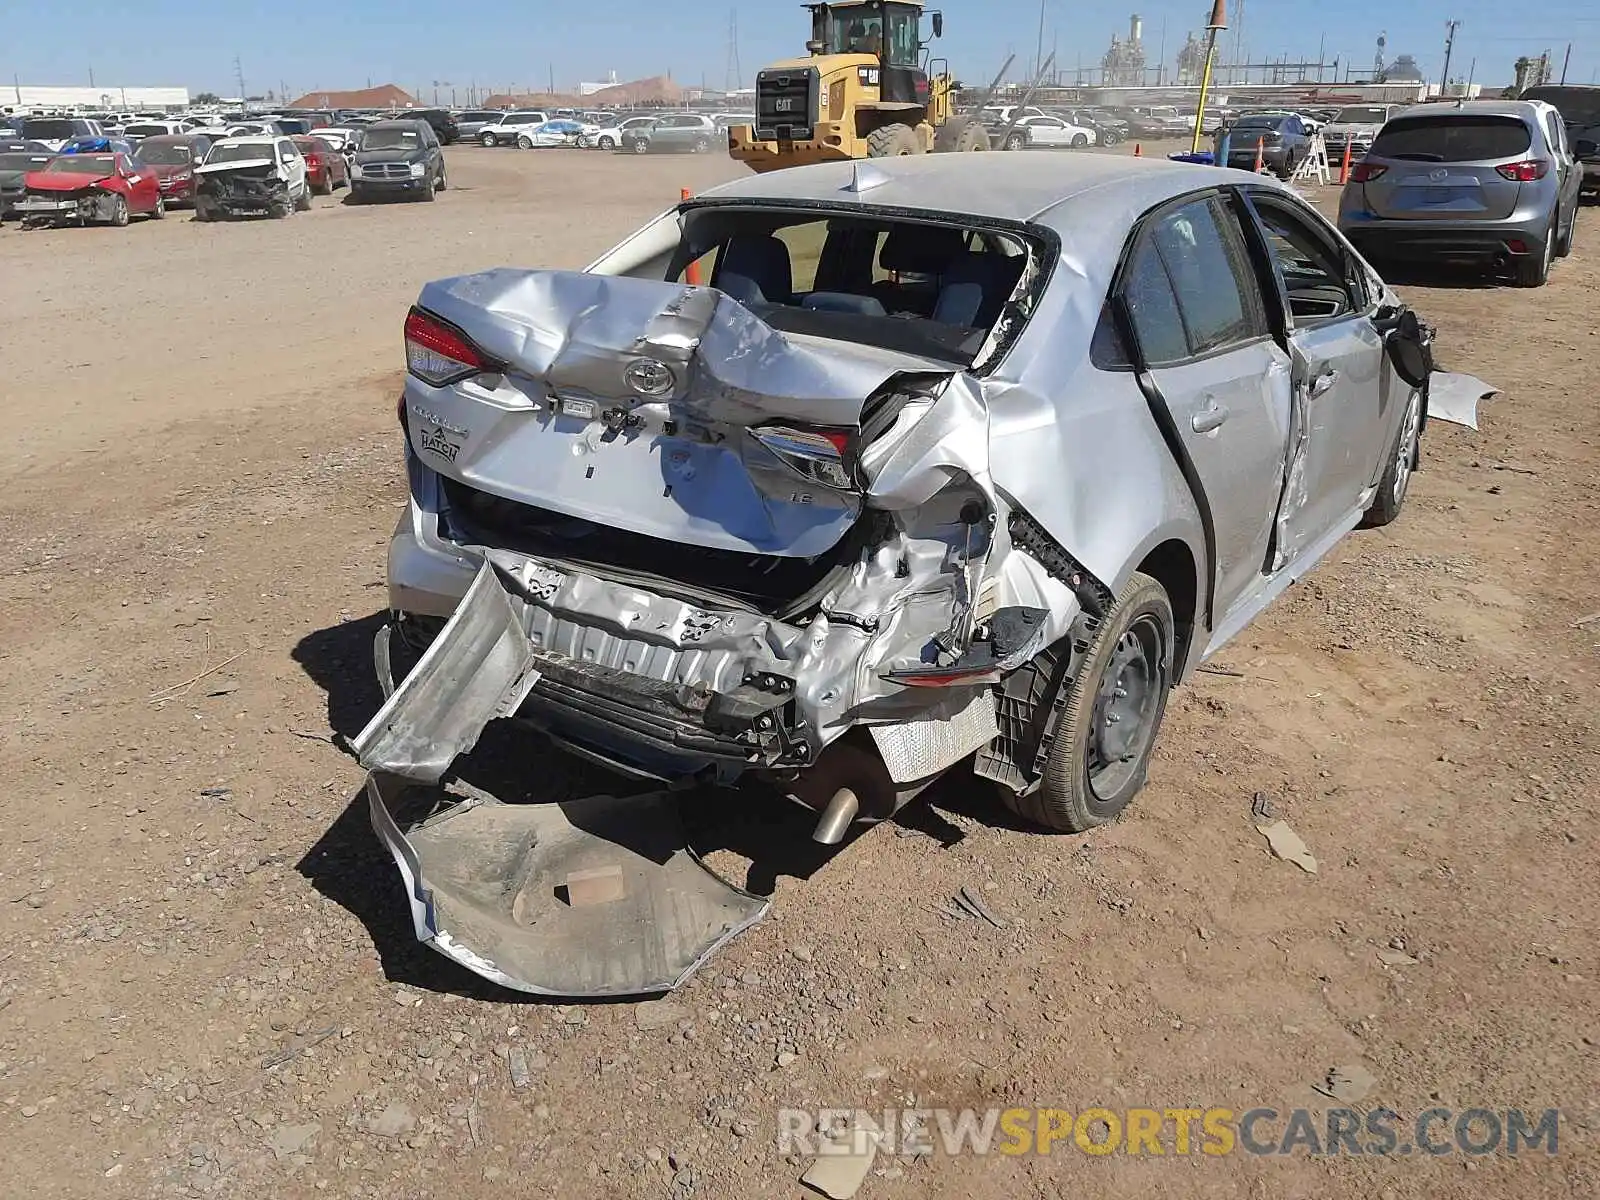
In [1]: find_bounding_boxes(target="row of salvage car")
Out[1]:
[349,151,1467,999]
[0,118,446,228]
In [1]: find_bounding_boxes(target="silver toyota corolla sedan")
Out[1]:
[354,153,1433,995]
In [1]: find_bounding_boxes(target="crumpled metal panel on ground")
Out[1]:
[365,774,767,997]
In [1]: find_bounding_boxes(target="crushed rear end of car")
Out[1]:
[354,214,1097,995]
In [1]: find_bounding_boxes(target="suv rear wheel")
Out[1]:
[1514,221,1553,287]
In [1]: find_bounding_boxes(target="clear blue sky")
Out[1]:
[4,0,1597,98]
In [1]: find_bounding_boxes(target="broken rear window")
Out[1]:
[676,207,1040,367]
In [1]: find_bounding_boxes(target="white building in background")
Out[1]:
[1,84,190,112]
[577,72,620,97]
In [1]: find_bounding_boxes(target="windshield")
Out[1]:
[206,142,274,164]
[1370,116,1531,162]
[819,7,883,55]
[361,127,422,150]
[1523,86,1600,128]
[23,118,76,139]
[46,155,118,175]
[1334,106,1392,124]
[135,140,195,165]
[678,209,1038,367]
[0,152,53,171]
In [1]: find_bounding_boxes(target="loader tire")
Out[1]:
[867,123,921,157]
[995,572,1175,834]
[933,116,989,153]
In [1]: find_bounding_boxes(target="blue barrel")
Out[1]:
[1167,151,1215,165]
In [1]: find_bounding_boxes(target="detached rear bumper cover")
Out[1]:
[352,565,768,996]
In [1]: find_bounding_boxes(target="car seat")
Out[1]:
[931,253,1028,328]
[872,224,970,315]
[712,235,794,306]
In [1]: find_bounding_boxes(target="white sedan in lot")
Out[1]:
[513,119,595,148]
[1001,114,1098,150]
[578,114,660,151]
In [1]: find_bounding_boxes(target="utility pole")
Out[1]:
[1440,20,1460,95]
[548,63,555,96]
[88,65,95,87]
[1034,0,1046,88]
[1560,42,1571,84]
[234,56,246,101]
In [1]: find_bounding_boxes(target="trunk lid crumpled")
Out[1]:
[412,269,940,559]
[357,268,1077,997]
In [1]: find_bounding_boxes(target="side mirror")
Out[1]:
[932,11,944,37]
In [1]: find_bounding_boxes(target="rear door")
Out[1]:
[1026,117,1066,146]
[1241,189,1391,562]
[1360,114,1532,220]
[1118,193,1292,617]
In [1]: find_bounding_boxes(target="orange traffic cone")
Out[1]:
[1253,137,1265,174]
[1133,142,1142,157]
[1339,140,1353,186]
[681,188,702,284]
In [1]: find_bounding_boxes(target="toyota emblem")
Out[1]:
[624,358,675,396]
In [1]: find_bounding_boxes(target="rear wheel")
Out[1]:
[995,572,1175,833]
[517,134,534,149]
[933,116,988,153]
[630,137,650,154]
[867,122,921,157]
[1554,206,1575,257]
[1003,132,1026,151]
[1514,222,1554,287]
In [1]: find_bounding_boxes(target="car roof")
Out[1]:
[213,135,279,146]
[1391,99,1547,123]
[367,119,427,129]
[138,133,206,144]
[696,152,1264,227]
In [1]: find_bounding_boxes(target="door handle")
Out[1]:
[1191,399,1230,434]
[1308,368,1340,399]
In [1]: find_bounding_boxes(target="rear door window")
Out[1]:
[1369,116,1532,162]
[1147,196,1270,356]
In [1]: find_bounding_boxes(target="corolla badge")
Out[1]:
[624,357,675,396]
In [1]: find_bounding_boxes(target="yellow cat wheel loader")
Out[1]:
[728,1,988,173]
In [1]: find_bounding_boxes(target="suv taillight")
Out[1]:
[404,307,490,386]
[1495,159,1550,182]
[1349,162,1387,182]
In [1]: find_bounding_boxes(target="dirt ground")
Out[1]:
[0,144,1595,1200]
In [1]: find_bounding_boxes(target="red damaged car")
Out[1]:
[293,135,349,195]
[132,134,213,207]
[15,152,164,226]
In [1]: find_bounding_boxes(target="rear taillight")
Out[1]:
[404,307,488,386]
[1349,162,1387,182]
[1495,159,1549,182]
[749,424,856,490]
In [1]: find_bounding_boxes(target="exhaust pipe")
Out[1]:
[811,788,860,845]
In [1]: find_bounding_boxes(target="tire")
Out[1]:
[295,185,312,212]
[599,135,615,150]
[996,572,1176,833]
[517,134,534,149]
[1102,131,1123,145]
[691,135,710,153]
[108,195,130,227]
[313,176,331,196]
[1513,221,1553,287]
[1003,133,1026,151]
[630,138,649,155]
[480,132,496,147]
[150,196,165,220]
[420,176,436,201]
[269,195,291,219]
[866,123,921,157]
[1361,386,1423,529]
[933,116,987,153]
[436,167,447,191]
[1554,205,1575,257]
[1071,133,1089,148]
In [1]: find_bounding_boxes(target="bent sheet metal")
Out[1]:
[352,563,768,997]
